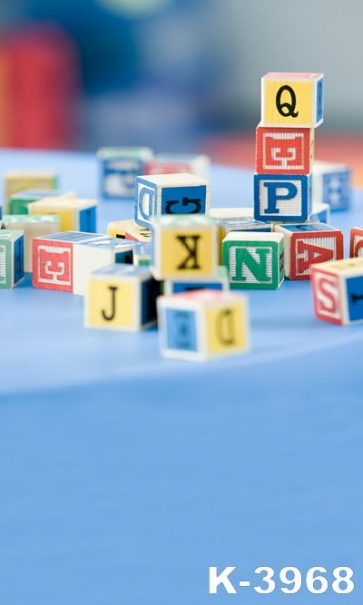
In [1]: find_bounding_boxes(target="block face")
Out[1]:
[322,171,350,211]
[311,268,343,324]
[165,308,198,352]
[4,171,58,213]
[97,147,153,199]
[164,266,229,295]
[0,241,11,288]
[140,278,159,325]
[145,153,210,179]
[13,236,24,284]
[33,240,73,291]
[261,72,324,127]
[79,206,96,232]
[350,228,363,258]
[223,232,284,289]
[0,231,24,288]
[135,178,157,227]
[254,174,311,222]
[87,278,135,328]
[346,276,363,322]
[205,302,248,355]
[255,126,314,174]
[160,185,207,216]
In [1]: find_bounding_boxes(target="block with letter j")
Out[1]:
[254,174,312,222]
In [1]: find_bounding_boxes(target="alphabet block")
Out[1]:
[274,222,344,280]
[4,170,58,213]
[150,215,217,281]
[29,196,97,232]
[350,228,363,258]
[32,231,108,291]
[145,153,210,179]
[132,243,153,267]
[8,188,74,215]
[107,219,135,239]
[0,230,24,288]
[97,146,153,199]
[163,266,229,295]
[255,125,314,174]
[2,214,60,272]
[222,231,284,289]
[125,223,152,243]
[312,160,351,211]
[215,216,272,262]
[254,174,312,222]
[311,258,363,325]
[309,201,331,224]
[157,289,249,361]
[135,172,210,229]
[85,264,160,331]
[261,72,324,127]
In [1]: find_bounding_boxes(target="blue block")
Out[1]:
[254,174,311,222]
[165,308,197,351]
[79,206,97,232]
[346,276,363,322]
[160,185,207,216]
[135,177,157,228]
[323,170,351,211]
[13,235,24,284]
[316,78,324,124]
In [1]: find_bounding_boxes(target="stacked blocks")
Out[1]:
[255,72,324,223]
[311,258,363,325]
[97,147,153,200]
[274,222,344,280]
[135,172,210,229]
[0,230,24,288]
[85,264,160,331]
[157,289,249,361]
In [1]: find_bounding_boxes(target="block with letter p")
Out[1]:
[254,174,312,222]
[135,172,210,229]
[255,125,314,174]
[311,258,363,325]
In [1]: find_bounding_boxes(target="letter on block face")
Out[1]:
[254,174,311,222]
[261,72,324,127]
[157,289,249,361]
[255,126,314,174]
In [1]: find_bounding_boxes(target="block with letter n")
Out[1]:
[254,174,312,222]
[157,289,249,361]
[311,258,363,325]
[274,222,344,280]
[150,215,217,281]
[135,172,210,229]
[222,231,284,290]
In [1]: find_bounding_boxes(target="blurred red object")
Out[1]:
[0,23,80,149]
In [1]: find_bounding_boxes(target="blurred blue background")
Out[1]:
[0,0,362,152]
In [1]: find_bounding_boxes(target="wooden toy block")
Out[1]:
[4,171,58,213]
[0,229,24,288]
[312,160,351,211]
[274,222,344,280]
[107,219,136,239]
[255,125,314,174]
[222,231,284,289]
[85,263,160,331]
[261,72,324,127]
[97,146,153,199]
[157,289,249,361]
[163,266,229,295]
[32,231,108,291]
[28,196,97,232]
[309,201,331,224]
[125,224,152,243]
[254,174,312,222]
[150,215,217,281]
[145,153,210,179]
[135,172,210,229]
[8,188,75,215]
[132,243,153,267]
[2,214,60,272]
[349,228,363,258]
[311,258,363,325]
[215,216,272,262]
[73,237,137,295]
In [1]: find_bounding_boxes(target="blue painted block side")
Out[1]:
[323,171,351,211]
[165,308,198,351]
[254,174,311,222]
[79,206,97,232]
[101,158,144,199]
[316,78,324,124]
[346,276,363,322]
[135,177,158,228]
[161,185,207,216]
[282,223,336,233]
[141,278,159,325]
[13,236,24,283]
[171,281,223,294]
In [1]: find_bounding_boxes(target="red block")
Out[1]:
[33,238,73,292]
[311,266,343,324]
[350,228,363,258]
[255,126,314,174]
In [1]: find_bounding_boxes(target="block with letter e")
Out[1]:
[157,289,249,361]
[274,222,344,280]
[255,125,314,175]
[261,72,324,128]
[135,172,210,229]
[222,231,284,289]
[254,174,312,222]
[150,215,217,281]
[311,258,363,325]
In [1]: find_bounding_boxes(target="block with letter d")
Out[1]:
[135,172,210,229]
[85,264,160,331]
[150,215,217,280]
[255,125,314,175]
[274,222,344,280]
[261,72,324,128]
[311,258,363,325]
[254,174,312,222]
[222,231,284,289]
[157,289,249,361]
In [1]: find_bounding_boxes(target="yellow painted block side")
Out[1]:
[262,79,314,127]
[86,278,135,329]
[107,220,135,238]
[5,175,58,207]
[205,302,249,356]
[158,228,216,278]
[29,207,76,231]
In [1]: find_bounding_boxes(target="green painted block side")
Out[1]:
[8,198,35,215]
[223,239,284,290]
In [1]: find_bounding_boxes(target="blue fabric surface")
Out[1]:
[0,150,362,604]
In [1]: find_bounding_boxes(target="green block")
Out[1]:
[9,188,62,215]
[0,230,24,289]
[222,232,285,290]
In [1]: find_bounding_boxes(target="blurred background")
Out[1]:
[0,0,362,176]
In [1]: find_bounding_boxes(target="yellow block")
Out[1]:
[262,72,323,127]
[107,219,135,238]
[205,301,248,356]
[4,172,58,213]
[156,228,215,279]
[86,277,134,329]
[30,207,76,231]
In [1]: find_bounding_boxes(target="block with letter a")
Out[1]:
[255,125,314,175]
[274,222,344,280]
